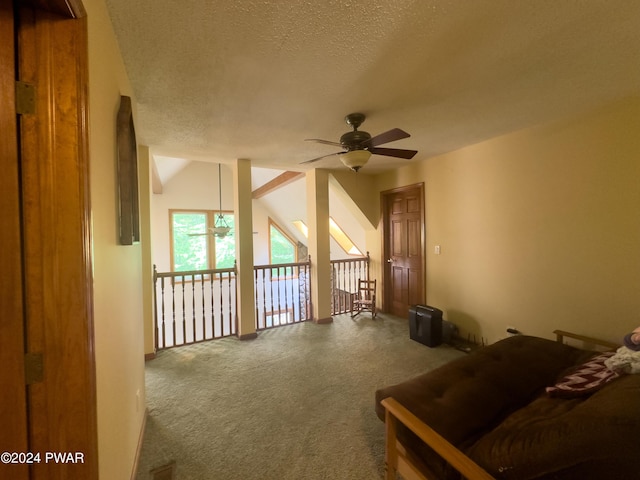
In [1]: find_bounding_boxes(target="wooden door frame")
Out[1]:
[380,182,426,314]
[0,2,29,478]
[8,0,98,478]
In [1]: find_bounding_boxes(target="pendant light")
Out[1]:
[212,163,231,238]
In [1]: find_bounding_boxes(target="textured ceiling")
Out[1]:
[105,0,640,174]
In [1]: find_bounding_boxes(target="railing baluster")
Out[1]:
[302,257,313,320]
[191,274,196,343]
[160,276,166,349]
[248,259,312,331]
[220,272,225,337]
[211,271,217,336]
[277,266,283,325]
[254,268,259,330]
[233,270,238,335]
[227,272,233,336]
[201,274,206,342]
[181,277,186,346]
[153,256,370,346]
[171,277,176,348]
[326,256,370,316]
[152,265,236,350]
[341,261,346,313]
[153,265,159,351]
[261,267,267,329]
[288,265,295,323]
[267,271,274,327]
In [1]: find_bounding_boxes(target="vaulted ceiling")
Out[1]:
[105,0,640,175]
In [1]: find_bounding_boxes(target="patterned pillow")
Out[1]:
[546,352,619,398]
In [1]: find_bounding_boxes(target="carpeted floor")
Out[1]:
[135,313,465,480]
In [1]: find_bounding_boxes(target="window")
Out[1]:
[170,209,235,271]
[329,217,363,256]
[269,218,297,264]
[213,213,235,268]
[292,218,363,256]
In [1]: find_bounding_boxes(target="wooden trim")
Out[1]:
[238,332,259,340]
[313,316,334,324]
[65,0,86,18]
[169,208,234,271]
[380,182,425,315]
[553,330,619,350]
[117,95,140,245]
[268,217,298,263]
[131,408,148,480]
[382,397,495,480]
[169,209,211,271]
[252,171,304,199]
[0,3,29,477]
[144,352,157,361]
[25,0,86,18]
[18,5,98,477]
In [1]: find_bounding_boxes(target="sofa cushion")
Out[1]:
[375,336,593,439]
[545,352,619,398]
[375,336,594,479]
[465,373,640,480]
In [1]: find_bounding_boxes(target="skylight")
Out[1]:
[292,218,363,256]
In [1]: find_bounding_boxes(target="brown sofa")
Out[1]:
[375,332,640,480]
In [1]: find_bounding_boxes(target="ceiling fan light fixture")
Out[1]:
[212,213,231,238]
[339,149,371,172]
[303,113,416,169]
[212,226,231,238]
[212,163,232,238]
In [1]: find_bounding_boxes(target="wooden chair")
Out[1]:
[351,279,377,318]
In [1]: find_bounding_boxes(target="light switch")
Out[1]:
[435,245,441,255]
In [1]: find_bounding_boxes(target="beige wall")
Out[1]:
[373,98,640,345]
[150,161,281,268]
[85,0,147,478]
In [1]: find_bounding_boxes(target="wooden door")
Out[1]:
[1,1,98,479]
[383,183,425,318]
[0,1,29,478]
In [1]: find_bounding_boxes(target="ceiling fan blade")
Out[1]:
[369,147,418,159]
[305,138,343,147]
[300,151,345,164]
[363,128,410,147]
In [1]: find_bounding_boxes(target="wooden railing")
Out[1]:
[153,265,237,349]
[153,253,371,349]
[330,253,370,315]
[253,259,312,330]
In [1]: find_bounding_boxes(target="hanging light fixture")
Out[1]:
[212,163,231,238]
[339,149,372,172]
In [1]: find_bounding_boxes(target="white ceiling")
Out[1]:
[105,0,640,175]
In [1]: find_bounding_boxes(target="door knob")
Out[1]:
[387,258,394,263]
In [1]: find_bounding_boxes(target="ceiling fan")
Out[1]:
[301,113,418,172]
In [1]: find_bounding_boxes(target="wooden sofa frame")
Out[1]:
[381,330,619,480]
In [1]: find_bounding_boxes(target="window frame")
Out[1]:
[328,216,364,256]
[268,217,298,265]
[292,217,363,257]
[169,208,235,272]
